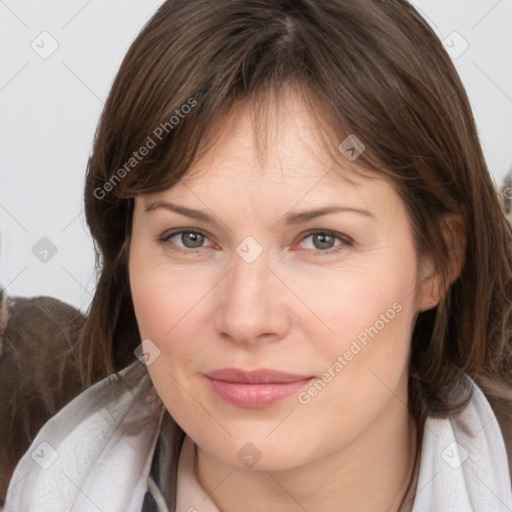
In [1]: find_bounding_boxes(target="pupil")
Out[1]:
[183,232,204,248]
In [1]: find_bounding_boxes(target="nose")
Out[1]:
[214,249,291,346]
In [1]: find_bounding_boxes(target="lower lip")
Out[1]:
[205,377,314,408]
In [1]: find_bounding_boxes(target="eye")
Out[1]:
[159,228,353,256]
[159,229,215,253]
[297,230,353,255]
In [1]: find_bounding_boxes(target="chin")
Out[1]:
[194,427,320,473]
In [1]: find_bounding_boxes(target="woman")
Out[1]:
[5,0,512,510]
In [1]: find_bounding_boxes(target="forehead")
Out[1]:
[138,84,401,218]
[180,85,378,189]
[135,88,410,248]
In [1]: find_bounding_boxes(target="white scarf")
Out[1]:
[4,367,512,511]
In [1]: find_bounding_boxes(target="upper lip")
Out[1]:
[205,368,314,384]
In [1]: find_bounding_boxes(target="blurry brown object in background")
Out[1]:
[0,290,88,503]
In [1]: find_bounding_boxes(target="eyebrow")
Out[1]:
[144,200,375,226]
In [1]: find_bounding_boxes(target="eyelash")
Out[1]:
[158,229,353,256]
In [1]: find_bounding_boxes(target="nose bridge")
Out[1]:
[231,249,270,301]
[215,246,289,344]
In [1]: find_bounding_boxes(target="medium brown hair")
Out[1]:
[81,0,512,434]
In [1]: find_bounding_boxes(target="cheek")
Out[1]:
[129,257,208,427]
[284,251,417,351]
[130,274,193,341]
[292,280,416,455]
[128,250,218,402]
[129,240,209,343]
[287,246,418,419]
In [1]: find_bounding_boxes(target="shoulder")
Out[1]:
[486,393,512,484]
[413,376,512,511]
[4,363,164,512]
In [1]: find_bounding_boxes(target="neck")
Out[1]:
[195,396,418,512]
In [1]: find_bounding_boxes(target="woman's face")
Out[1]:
[129,87,435,471]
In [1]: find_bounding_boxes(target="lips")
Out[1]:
[204,368,315,408]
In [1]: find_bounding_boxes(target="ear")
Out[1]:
[416,213,466,313]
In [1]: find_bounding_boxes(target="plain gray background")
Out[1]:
[1,0,511,311]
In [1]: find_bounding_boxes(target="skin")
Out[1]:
[128,85,447,512]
